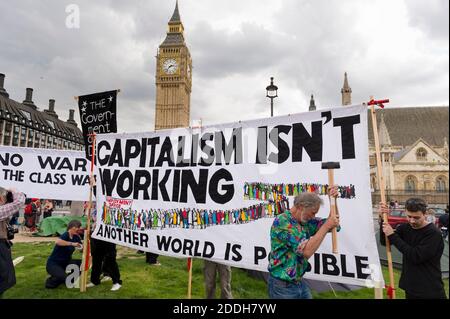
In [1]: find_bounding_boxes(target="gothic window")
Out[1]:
[405,175,417,192]
[416,148,427,161]
[436,176,447,192]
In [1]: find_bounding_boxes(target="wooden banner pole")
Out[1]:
[369,99,396,299]
[80,133,96,292]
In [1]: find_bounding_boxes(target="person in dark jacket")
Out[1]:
[0,188,26,297]
[381,197,447,299]
[45,220,83,289]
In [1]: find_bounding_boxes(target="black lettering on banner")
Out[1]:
[322,253,340,276]
[268,125,291,164]
[0,153,23,166]
[117,170,133,198]
[172,170,181,202]
[71,174,89,185]
[96,224,103,237]
[231,244,242,261]
[190,134,199,167]
[176,136,190,167]
[151,170,159,199]
[203,241,215,258]
[314,253,320,273]
[156,236,215,258]
[183,239,194,256]
[146,137,160,167]
[180,169,208,203]
[132,231,139,245]
[355,256,370,279]
[109,139,124,166]
[199,133,214,166]
[140,233,149,248]
[333,115,360,159]
[124,139,142,167]
[97,140,111,166]
[157,235,171,251]
[133,170,151,200]
[158,170,171,201]
[98,168,120,196]
[193,240,202,257]
[123,229,131,243]
[254,246,267,265]
[292,121,323,162]
[172,238,182,253]
[215,128,243,165]
[224,243,231,260]
[156,137,175,167]
[341,254,356,278]
[208,168,234,204]
[255,126,268,164]
[139,138,147,168]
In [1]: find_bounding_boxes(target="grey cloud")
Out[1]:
[190,22,284,78]
[0,0,448,133]
[404,0,449,40]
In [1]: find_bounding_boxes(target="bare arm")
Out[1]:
[303,185,340,258]
[303,224,332,259]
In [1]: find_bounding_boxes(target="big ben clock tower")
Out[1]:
[154,1,192,130]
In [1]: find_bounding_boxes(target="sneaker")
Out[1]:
[149,262,161,266]
[111,283,122,291]
[86,282,96,288]
[101,276,112,282]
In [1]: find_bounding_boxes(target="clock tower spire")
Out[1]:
[154,1,192,130]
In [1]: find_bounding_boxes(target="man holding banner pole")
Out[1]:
[77,90,119,292]
[268,187,340,299]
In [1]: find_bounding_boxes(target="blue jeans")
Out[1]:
[268,275,312,299]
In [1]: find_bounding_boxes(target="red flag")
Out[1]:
[187,258,192,271]
[385,285,395,299]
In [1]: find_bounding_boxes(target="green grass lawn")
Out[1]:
[4,242,448,299]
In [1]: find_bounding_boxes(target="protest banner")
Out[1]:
[77,90,118,160]
[0,146,90,200]
[92,104,383,286]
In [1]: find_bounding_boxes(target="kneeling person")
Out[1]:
[45,220,83,289]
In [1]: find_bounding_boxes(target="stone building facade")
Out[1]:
[0,73,84,150]
[339,73,449,205]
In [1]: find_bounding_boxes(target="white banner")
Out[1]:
[0,146,91,201]
[93,105,383,287]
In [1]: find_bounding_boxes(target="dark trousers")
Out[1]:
[45,259,81,289]
[145,252,159,264]
[0,240,16,295]
[406,291,447,299]
[90,238,121,285]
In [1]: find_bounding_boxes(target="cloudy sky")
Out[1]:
[0,0,448,132]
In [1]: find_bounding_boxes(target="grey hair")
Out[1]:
[0,187,8,200]
[293,192,323,208]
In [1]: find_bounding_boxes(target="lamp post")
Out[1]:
[266,77,278,117]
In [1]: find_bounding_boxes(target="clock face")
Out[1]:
[162,58,178,74]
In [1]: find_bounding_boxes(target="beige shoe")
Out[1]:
[111,283,121,291]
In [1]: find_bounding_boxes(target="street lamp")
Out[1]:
[266,77,278,117]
